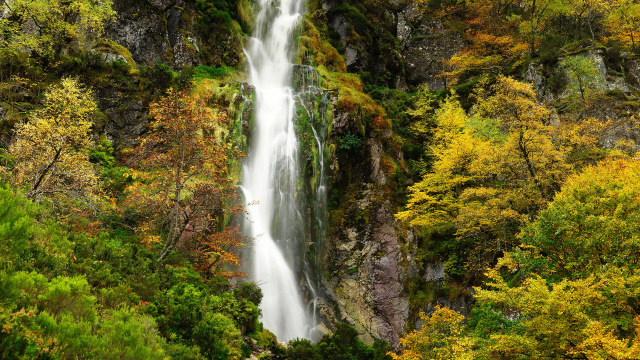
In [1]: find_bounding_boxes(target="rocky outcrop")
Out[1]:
[105,0,192,68]
[104,0,245,69]
[91,0,248,150]
[319,0,466,91]
[396,5,466,91]
[626,59,640,89]
[522,51,640,152]
[94,86,148,151]
[316,96,415,349]
[321,183,410,350]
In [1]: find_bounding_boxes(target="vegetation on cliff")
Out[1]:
[0,0,639,358]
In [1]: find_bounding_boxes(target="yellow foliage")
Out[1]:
[390,306,474,360]
[475,259,640,359]
[603,0,640,50]
[10,77,99,203]
[397,77,587,277]
[0,0,116,57]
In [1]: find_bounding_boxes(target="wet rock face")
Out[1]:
[321,186,410,350]
[320,0,465,91]
[321,1,406,90]
[321,103,413,349]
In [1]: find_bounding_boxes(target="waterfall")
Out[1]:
[242,0,308,342]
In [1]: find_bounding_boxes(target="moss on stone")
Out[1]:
[295,17,346,72]
[93,40,137,70]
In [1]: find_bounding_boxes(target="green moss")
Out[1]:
[237,0,256,33]
[295,17,346,72]
[93,40,137,70]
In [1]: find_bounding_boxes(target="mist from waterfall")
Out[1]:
[242,0,308,342]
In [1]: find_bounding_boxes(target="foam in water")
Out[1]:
[243,0,308,341]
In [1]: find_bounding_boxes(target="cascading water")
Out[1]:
[242,0,308,342]
[292,64,330,341]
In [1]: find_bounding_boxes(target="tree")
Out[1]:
[126,89,241,263]
[194,226,248,279]
[472,76,569,198]
[9,77,100,204]
[520,157,640,279]
[443,0,527,83]
[566,0,609,39]
[604,0,640,51]
[0,0,116,58]
[517,0,570,56]
[397,77,573,279]
[391,306,473,360]
[468,158,640,359]
[472,256,640,359]
[561,55,604,109]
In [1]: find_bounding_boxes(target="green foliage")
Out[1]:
[194,65,230,79]
[0,184,72,273]
[208,292,260,335]
[0,183,263,359]
[36,275,97,322]
[340,133,364,152]
[90,308,167,360]
[141,61,178,95]
[0,0,116,58]
[561,55,604,109]
[195,0,236,28]
[90,138,116,168]
[520,158,640,279]
[0,308,57,360]
[275,322,393,360]
[193,312,242,360]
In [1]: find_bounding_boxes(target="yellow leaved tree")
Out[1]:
[604,0,640,51]
[397,76,574,279]
[390,306,474,360]
[470,158,640,359]
[0,0,115,58]
[10,77,99,203]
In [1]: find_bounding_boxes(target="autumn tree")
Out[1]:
[390,306,474,360]
[398,77,576,279]
[395,158,640,359]
[519,158,640,279]
[565,0,609,39]
[0,0,116,58]
[467,157,640,359]
[604,0,640,51]
[516,0,570,56]
[9,77,99,203]
[444,0,527,83]
[473,257,640,359]
[126,89,242,266]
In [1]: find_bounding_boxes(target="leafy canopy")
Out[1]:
[10,77,100,204]
[0,0,115,57]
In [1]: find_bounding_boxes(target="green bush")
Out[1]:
[207,292,260,335]
[193,312,242,360]
[278,322,393,360]
[340,133,363,152]
[91,307,167,360]
[0,185,72,273]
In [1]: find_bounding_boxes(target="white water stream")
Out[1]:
[242,0,308,341]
